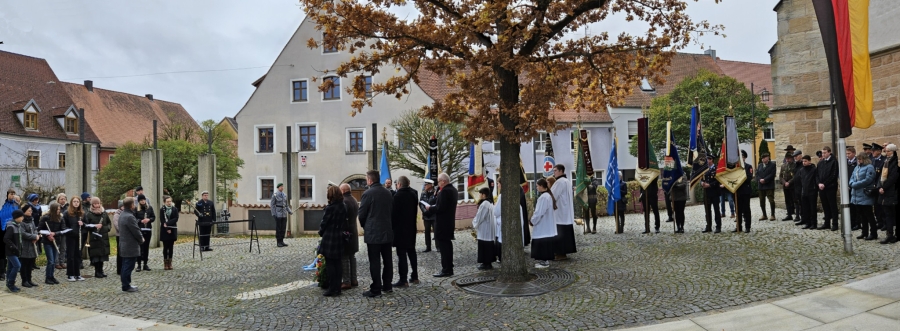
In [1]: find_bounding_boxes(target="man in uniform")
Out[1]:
[863,143,873,157]
[586,178,600,234]
[779,150,797,221]
[816,146,839,231]
[756,153,777,221]
[194,191,216,251]
[419,179,437,252]
[702,155,722,233]
[270,183,292,247]
[872,143,886,230]
[846,146,859,230]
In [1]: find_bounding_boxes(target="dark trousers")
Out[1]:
[875,205,885,228]
[759,189,775,216]
[643,198,660,231]
[162,241,174,259]
[199,223,212,248]
[366,243,393,294]
[738,191,752,230]
[793,190,803,220]
[704,193,722,230]
[436,239,454,273]
[20,257,35,284]
[121,257,136,291]
[43,243,57,280]
[674,201,686,230]
[850,203,859,228]
[801,195,818,227]
[275,217,287,243]
[856,204,877,237]
[783,188,795,216]
[323,253,343,293]
[116,236,122,274]
[820,188,838,227]
[585,199,598,231]
[884,205,897,235]
[65,237,81,277]
[664,193,674,220]
[396,247,418,283]
[140,230,152,263]
[93,261,104,275]
[423,219,435,250]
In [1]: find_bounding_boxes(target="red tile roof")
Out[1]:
[62,82,198,148]
[0,50,100,142]
[620,53,726,108]
[716,59,774,107]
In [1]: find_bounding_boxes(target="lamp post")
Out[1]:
[750,83,771,165]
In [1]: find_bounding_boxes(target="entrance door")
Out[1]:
[346,178,367,201]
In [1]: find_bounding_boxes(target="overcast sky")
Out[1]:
[0,0,780,123]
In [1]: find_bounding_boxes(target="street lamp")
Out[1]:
[751,83,771,165]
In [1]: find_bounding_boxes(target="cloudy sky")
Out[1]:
[0,0,780,122]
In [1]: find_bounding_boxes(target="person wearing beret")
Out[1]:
[270,183,292,247]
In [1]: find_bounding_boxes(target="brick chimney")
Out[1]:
[84,80,93,92]
[146,94,154,101]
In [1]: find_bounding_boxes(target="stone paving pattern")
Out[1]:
[13,200,900,330]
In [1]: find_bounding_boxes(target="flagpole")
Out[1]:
[833,86,853,254]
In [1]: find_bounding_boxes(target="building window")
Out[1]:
[260,179,274,200]
[397,130,411,151]
[322,33,337,53]
[323,76,340,100]
[364,76,373,97]
[24,112,38,130]
[639,78,655,92]
[349,130,364,153]
[65,117,78,134]
[299,125,316,151]
[258,127,274,153]
[292,80,308,102]
[532,132,548,152]
[298,178,313,200]
[58,153,66,169]
[764,123,775,141]
[26,151,40,168]
[109,154,115,162]
[628,120,638,141]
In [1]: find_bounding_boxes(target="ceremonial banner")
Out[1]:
[635,117,660,190]
[660,125,684,193]
[688,106,709,190]
[716,117,748,193]
[542,135,556,177]
[575,130,592,209]
[427,136,439,183]
[605,134,620,216]
[578,130,594,174]
[812,0,874,137]
[467,140,489,198]
[379,139,392,184]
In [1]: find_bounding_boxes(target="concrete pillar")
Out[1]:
[282,152,299,236]
[64,143,85,199]
[198,153,217,231]
[141,149,163,248]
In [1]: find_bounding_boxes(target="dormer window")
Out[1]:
[65,117,78,134]
[24,112,38,130]
[640,78,655,92]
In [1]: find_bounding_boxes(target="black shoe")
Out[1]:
[421,248,432,253]
[665,218,674,223]
[277,243,287,247]
[391,281,409,288]
[702,228,712,233]
[745,229,751,233]
[323,291,341,297]
[655,228,660,234]
[817,225,830,230]
[135,266,141,272]
[782,216,793,221]
[123,287,138,293]
[880,237,897,244]
[433,271,453,277]
[142,265,151,271]
[852,225,861,231]
[383,288,393,293]
[641,230,650,234]
[831,226,839,231]
[857,234,867,239]
[795,222,805,226]
[865,234,878,241]
[362,290,382,298]
[45,279,56,285]
[714,228,722,233]
[21,282,32,288]
[27,281,38,287]
[477,263,493,270]
[32,265,40,270]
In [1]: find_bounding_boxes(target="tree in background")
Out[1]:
[385,109,470,180]
[96,119,243,210]
[300,0,720,282]
[757,139,771,164]
[629,70,770,162]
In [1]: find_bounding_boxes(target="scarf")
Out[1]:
[91,205,105,215]
[164,205,173,218]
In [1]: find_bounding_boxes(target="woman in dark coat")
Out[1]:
[159,196,179,270]
[38,203,66,284]
[134,195,155,271]
[83,197,110,278]
[319,186,346,297]
[878,144,899,244]
[62,197,85,281]
[16,205,39,288]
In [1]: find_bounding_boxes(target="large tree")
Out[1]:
[628,69,770,162]
[386,109,470,180]
[301,0,719,282]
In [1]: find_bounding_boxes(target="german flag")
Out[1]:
[812,0,874,138]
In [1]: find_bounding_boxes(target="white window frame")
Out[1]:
[26,150,41,169]
[321,76,341,101]
[346,128,366,154]
[57,152,66,169]
[321,32,339,54]
[297,175,315,201]
[764,123,775,141]
[532,131,548,153]
[627,120,638,142]
[296,122,319,153]
[257,176,276,202]
[570,130,592,153]
[492,140,501,154]
[289,78,310,103]
[254,124,276,155]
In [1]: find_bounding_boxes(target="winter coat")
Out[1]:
[358,183,394,245]
[318,201,346,258]
[0,199,18,231]
[15,216,38,258]
[38,215,68,246]
[159,206,180,242]
[780,159,797,185]
[530,192,558,239]
[4,220,22,256]
[878,155,899,206]
[799,163,819,197]
[550,176,574,225]
[472,200,495,241]
[63,210,86,243]
[617,181,628,210]
[118,209,143,258]
[135,204,156,231]
[391,187,419,249]
[849,163,877,205]
[342,192,360,254]
[817,156,839,190]
[83,210,111,261]
[429,184,458,241]
[756,160,777,190]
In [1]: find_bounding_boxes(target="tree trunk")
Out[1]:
[496,65,530,283]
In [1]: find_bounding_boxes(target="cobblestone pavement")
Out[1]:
[15,200,900,330]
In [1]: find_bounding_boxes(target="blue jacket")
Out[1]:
[849,163,876,205]
[0,199,18,231]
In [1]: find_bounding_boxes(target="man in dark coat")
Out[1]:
[702,155,723,233]
[789,150,805,225]
[357,170,394,297]
[194,191,216,251]
[419,179,437,252]
[118,198,143,292]
[391,176,419,287]
[871,143,886,230]
[798,155,819,229]
[641,178,661,234]
[756,153,777,221]
[427,173,458,277]
[816,146,840,231]
[340,184,360,289]
[736,151,754,232]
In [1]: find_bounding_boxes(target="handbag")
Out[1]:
[859,169,879,197]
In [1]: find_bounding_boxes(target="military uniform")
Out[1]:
[780,154,797,220]
[195,199,216,251]
[702,161,723,233]
[270,187,292,247]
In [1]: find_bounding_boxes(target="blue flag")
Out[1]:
[661,132,684,193]
[605,135,620,216]
[380,140,391,185]
[689,106,699,151]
